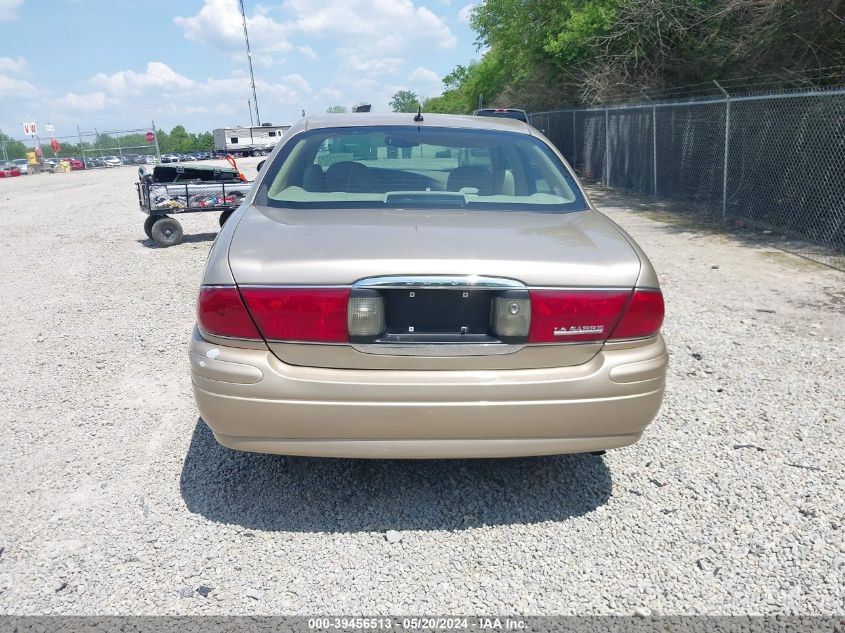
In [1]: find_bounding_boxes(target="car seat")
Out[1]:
[447,165,494,195]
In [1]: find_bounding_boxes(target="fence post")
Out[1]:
[152,120,161,161]
[714,80,730,220]
[652,105,658,196]
[571,110,576,165]
[604,108,610,186]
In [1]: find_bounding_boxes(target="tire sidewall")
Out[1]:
[151,217,183,247]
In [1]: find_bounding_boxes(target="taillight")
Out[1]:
[528,290,630,343]
[609,289,664,340]
[240,287,350,343]
[197,287,261,340]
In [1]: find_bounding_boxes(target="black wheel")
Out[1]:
[219,209,234,227]
[151,217,183,247]
[143,214,164,239]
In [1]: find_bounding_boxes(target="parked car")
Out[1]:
[0,163,21,177]
[144,155,158,164]
[66,157,84,170]
[101,155,122,167]
[190,113,667,459]
[160,153,181,163]
[474,108,530,124]
[12,158,28,174]
[85,157,105,168]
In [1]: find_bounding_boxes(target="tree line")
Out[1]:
[1,125,215,160]
[418,0,845,113]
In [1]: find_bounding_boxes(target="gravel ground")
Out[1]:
[0,162,843,615]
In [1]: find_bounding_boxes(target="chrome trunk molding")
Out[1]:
[352,275,526,290]
[351,343,522,356]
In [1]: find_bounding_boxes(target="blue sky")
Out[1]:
[0,0,480,140]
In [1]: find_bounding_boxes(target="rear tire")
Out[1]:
[151,217,183,247]
[143,214,163,239]
[219,209,234,227]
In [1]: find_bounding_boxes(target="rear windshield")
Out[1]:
[255,126,587,213]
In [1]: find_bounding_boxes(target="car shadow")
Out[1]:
[137,233,218,248]
[179,419,613,533]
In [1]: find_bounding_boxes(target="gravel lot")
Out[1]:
[0,161,843,615]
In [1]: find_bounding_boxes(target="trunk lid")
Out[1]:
[228,206,642,370]
[230,206,641,287]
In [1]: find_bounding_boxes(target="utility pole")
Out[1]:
[239,0,261,126]
[248,99,254,127]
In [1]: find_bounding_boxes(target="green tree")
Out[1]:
[427,0,845,111]
[0,131,29,160]
[389,90,420,113]
[326,105,348,113]
[168,125,192,153]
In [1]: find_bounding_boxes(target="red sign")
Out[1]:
[50,138,61,153]
[145,131,156,144]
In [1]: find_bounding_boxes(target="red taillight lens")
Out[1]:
[197,287,261,340]
[609,289,664,340]
[240,287,350,343]
[528,290,630,343]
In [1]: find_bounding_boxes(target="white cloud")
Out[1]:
[0,56,26,74]
[174,0,292,54]
[409,67,440,85]
[407,67,442,98]
[279,73,311,93]
[316,86,344,102]
[282,0,456,86]
[297,45,318,60]
[285,0,456,49]
[55,91,107,111]
[0,55,38,98]
[340,49,405,75]
[0,68,36,98]
[0,0,23,21]
[170,0,458,114]
[458,3,475,23]
[199,73,310,104]
[92,62,195,96]
[68,60,312,130]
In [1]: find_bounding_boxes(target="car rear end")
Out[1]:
[190,115,667,458]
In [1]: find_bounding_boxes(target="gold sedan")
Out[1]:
[191,113,667,458]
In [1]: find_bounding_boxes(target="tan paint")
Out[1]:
[193,114,667,457]
[190,327,667,457]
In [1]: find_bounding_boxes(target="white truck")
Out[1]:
[213,123,291,156]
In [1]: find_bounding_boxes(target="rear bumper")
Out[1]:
[190,327,667,458]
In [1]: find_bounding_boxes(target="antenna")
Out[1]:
[239,0,261,126]
[413,105,424,122]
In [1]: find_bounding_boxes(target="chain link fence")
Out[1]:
[1,123,161,168]
[531,87,845,270]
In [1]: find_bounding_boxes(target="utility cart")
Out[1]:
[136,163,253,247]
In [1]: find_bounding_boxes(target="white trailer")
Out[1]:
[213,123,291,156]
